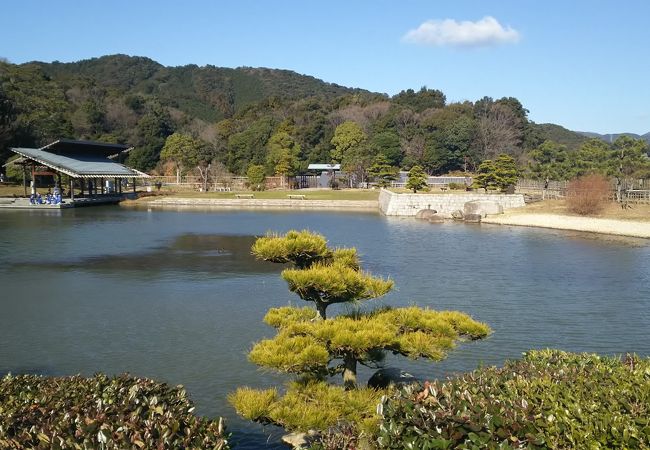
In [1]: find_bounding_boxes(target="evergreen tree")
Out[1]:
[493,153,519,190]
[230,231,490,432]
[405,165,428,193]
[368,154,398,187]
[472,159,499,192]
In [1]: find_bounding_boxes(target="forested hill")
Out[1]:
[3,54,646,179]
[29,54,372,122]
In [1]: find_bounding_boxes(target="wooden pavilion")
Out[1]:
[9,139,148,200]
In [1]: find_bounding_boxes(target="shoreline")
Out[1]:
[122,196,650,239]
[124,197,379,211]
[482,213,650,239]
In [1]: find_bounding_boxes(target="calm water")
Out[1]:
[1,206,649,448]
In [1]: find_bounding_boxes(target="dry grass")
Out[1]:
[511,199,650,222]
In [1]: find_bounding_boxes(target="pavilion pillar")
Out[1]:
[22,165,27,197]
[133,178,137,193]
[69,178,75,201]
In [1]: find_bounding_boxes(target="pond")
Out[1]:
[1,206,649,448]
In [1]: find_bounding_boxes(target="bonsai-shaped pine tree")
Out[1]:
[472,159,499,192]
[473,155,519,192]
[230,230,490,433]
[368,154,398,187]
[493,153,519,191]
[405,165,428,192]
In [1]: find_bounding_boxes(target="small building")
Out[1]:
[306,163,341,188]
[7,139,148,204]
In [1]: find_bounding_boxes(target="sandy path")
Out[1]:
[482,213,650,239]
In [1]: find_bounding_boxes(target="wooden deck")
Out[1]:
[0,195,126,209]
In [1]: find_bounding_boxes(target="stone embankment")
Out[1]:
[139,197,378,210]
[378,189,525,216]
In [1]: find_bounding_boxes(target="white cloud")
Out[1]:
[402,16,520,48]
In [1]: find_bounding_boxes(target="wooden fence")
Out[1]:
[147,175,318,191]
[516,178,650,203]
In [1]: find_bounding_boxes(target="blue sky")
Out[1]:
[3,0,649,134]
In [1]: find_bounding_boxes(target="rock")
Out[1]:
[451,209,464,220]
[368,368,418,389]
[428,214,445,223]
[464,213,482,223]
[415,208,437,219]
[463,200,504,217]
[282,430,320,448]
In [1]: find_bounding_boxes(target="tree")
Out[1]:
[230,231,490,432]
[570,138,611,177]
[370,130,402,166]
[330,121,366,163]
[160,133,208,183]
[475,100,524,160]
[528,140,571,180]
[266,130,300,187]
[472,160,499,192]
[368,154,398,187]
[493,153,519,190]
[406,165,427,193]
[611,135,650,178]
[246,164,266,190]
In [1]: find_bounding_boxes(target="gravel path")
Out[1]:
[482,213,650,238]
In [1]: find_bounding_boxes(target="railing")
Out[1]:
[516,178,650,203]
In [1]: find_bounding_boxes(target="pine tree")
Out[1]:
[368,154,398,187]
[405,165,428,193]
[493,153,519,190]
[230,230,490,433]
[472,159,499,192]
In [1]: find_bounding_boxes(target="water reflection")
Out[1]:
[0,208,648,449]
[11,234,280,279]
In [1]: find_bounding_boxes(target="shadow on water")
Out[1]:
[10,234,281,279]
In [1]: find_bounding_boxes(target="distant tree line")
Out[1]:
[1,55,648,184]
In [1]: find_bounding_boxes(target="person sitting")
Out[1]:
[36,193,43,204]
[29,193,35,204]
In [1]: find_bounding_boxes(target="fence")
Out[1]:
[516,178,650,204]
[148,175,316,191]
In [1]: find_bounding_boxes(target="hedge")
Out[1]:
[374,350,650,449]
[0,373,229,449]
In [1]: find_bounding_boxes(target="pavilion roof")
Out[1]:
[10,147,147,179]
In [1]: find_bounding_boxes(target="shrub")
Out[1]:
[246,164,266,191]
[447,182,466,190]
[371,350,650,449]
[0,373,229,449]
[566,173,611,215]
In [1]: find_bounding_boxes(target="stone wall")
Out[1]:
[378,189,525,216]
[145,197,378,210]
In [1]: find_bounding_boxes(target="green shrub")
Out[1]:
[373,350,650,449]
[0,373,229,449]
[447,182,466,190]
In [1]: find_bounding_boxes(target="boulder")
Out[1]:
[464,213,482,223]
[415,208,437,219]
[368,368,418,389]
[451,209,464,220]
[463,200,503,217]
[282,430,320,448]
[428,214,445,223]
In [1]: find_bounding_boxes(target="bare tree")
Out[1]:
[476,103,523,160]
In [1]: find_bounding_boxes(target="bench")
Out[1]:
[235,193,254,199]
[287,194,306,200]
